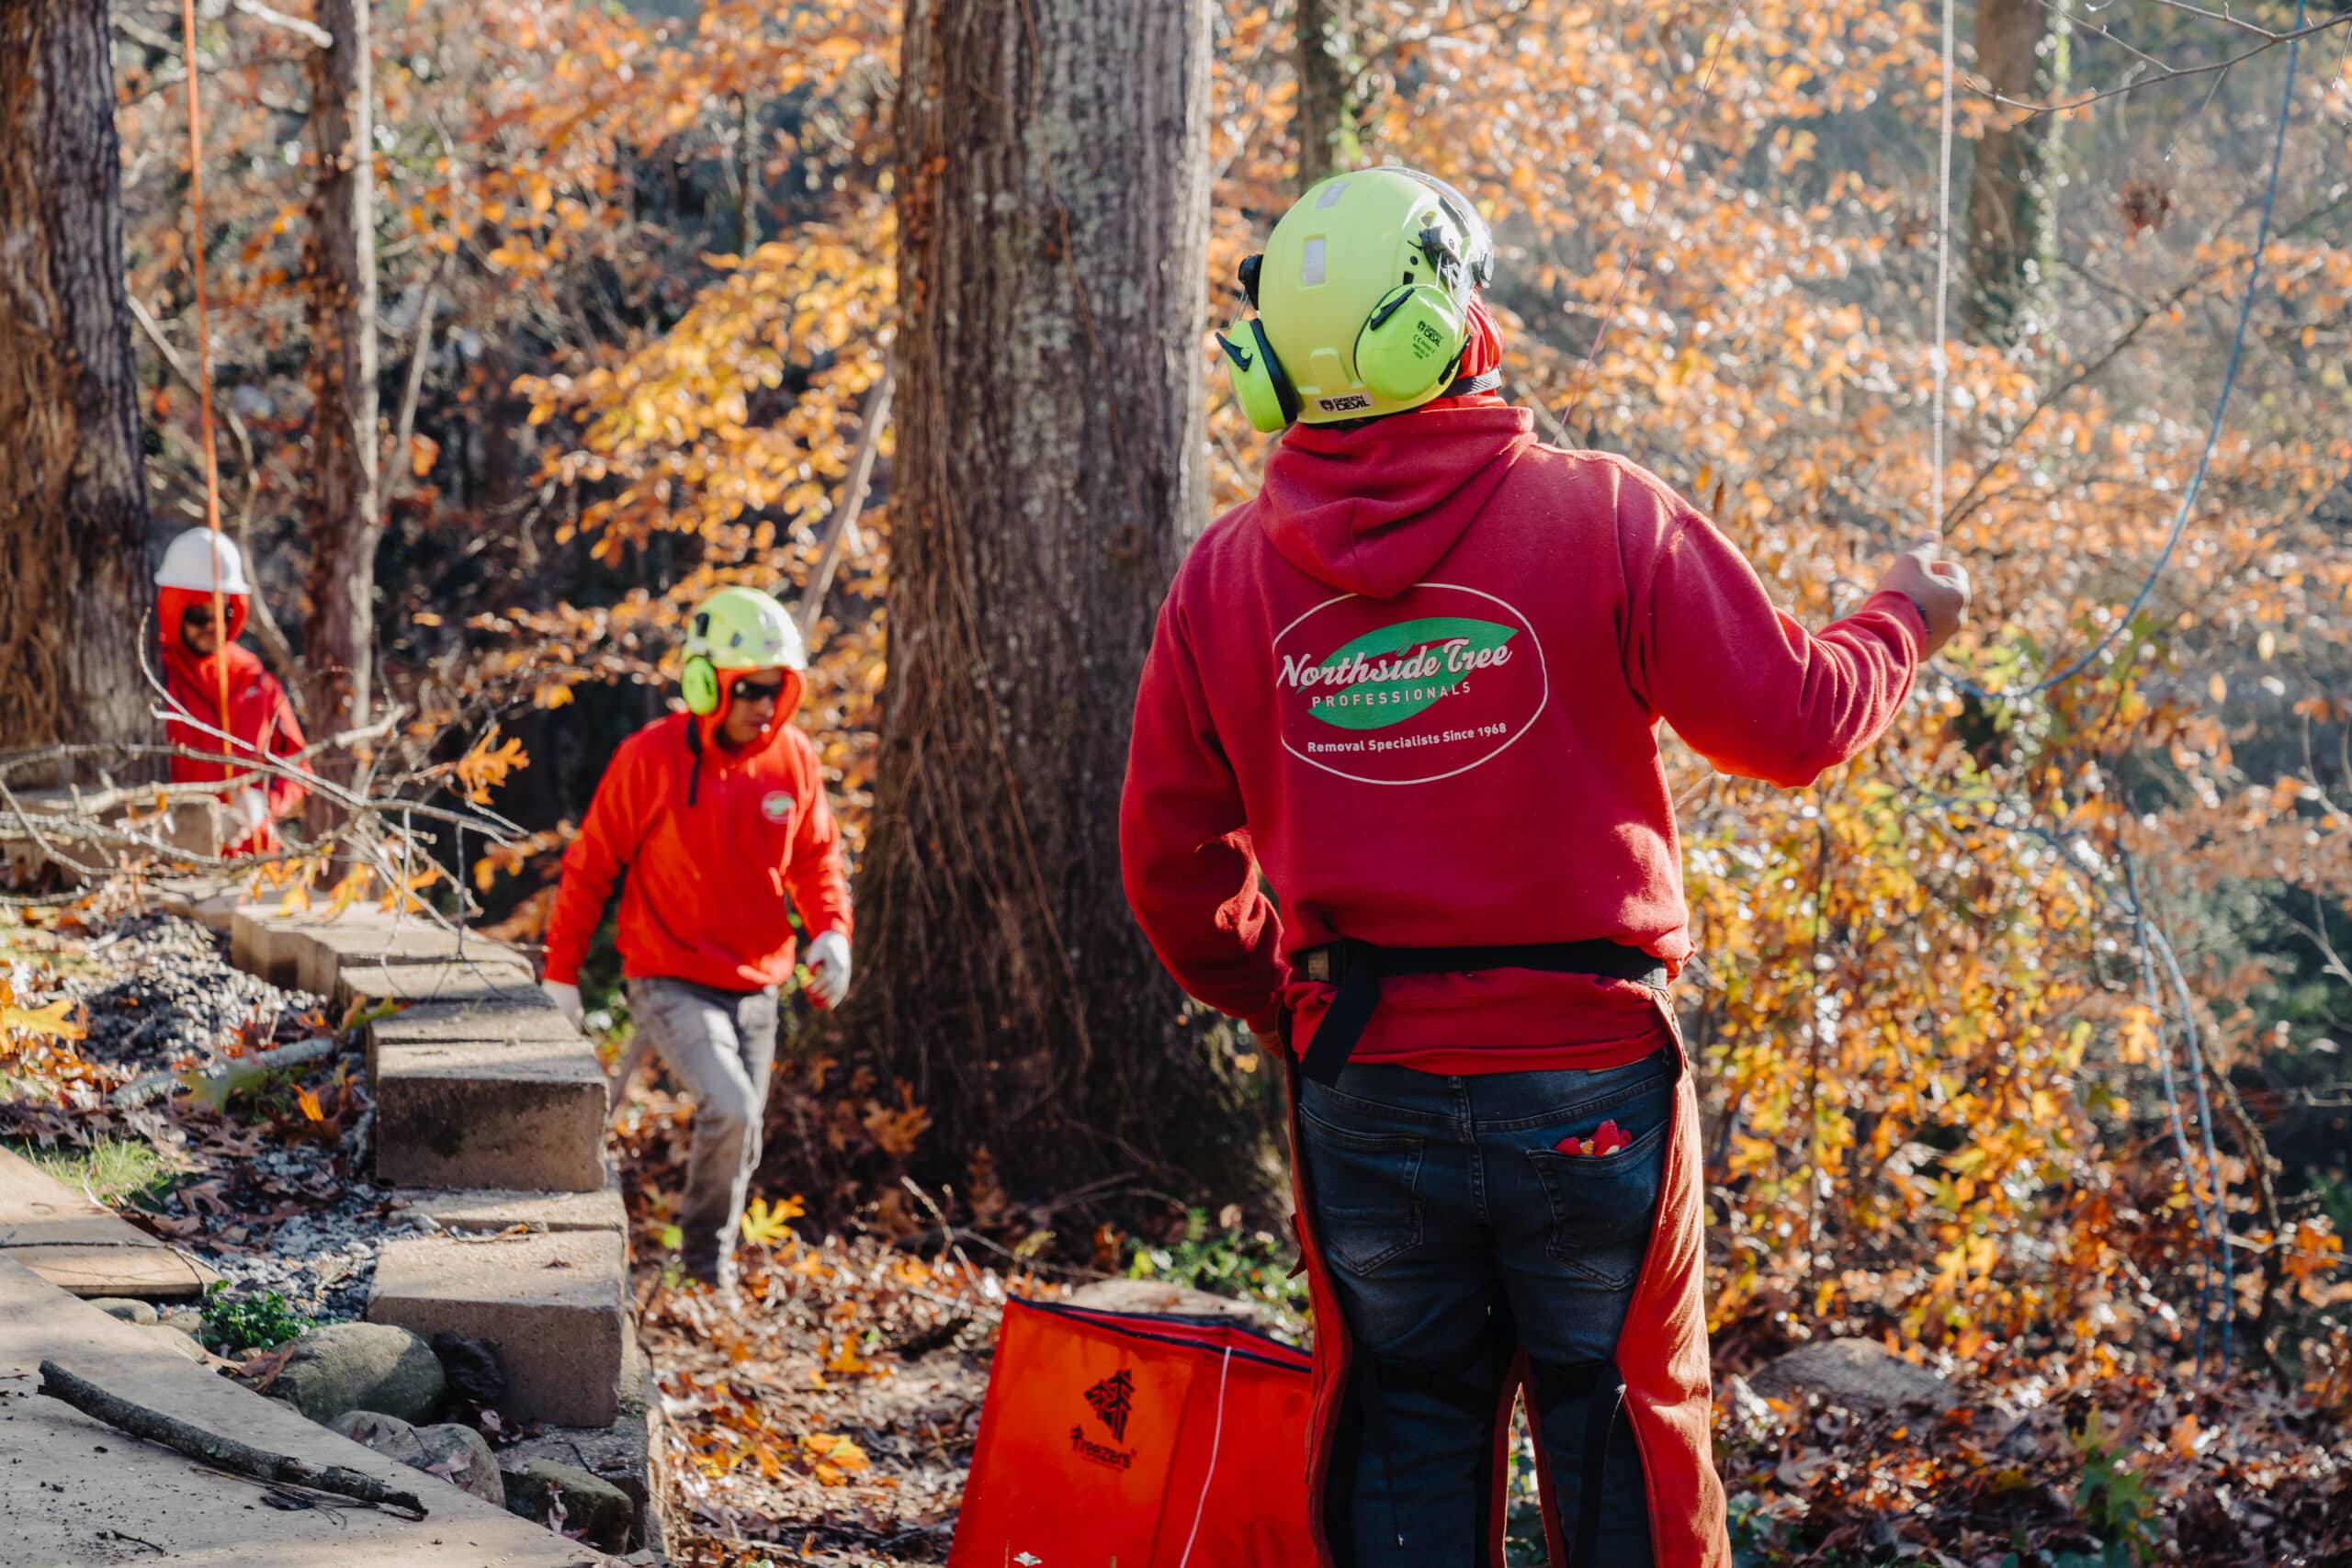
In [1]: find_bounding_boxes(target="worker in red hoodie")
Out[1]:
[154,528,309,855]
[539,586,852,1295]
[1120,168,1969,1567]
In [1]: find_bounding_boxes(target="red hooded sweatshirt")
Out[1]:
[542,668,853,995]
[158,587,309,854]
[1119,381,1924,1074]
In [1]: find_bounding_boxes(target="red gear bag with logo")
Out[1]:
[949,1299,1317,1567]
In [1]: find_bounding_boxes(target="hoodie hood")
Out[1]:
[1258,401,1537,600]
[158,586,261,722]
[684,665,807,804]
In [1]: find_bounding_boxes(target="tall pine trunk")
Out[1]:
[1965,0,2071,347]
[870,0,1266,1197]
[0,0,152,774]
[301,0,380,750]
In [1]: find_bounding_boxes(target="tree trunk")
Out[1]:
[301,0,380,752]
[0,0,153,777]
[1964,0,2071,347]
[871,0,1260,1198]
[1295,0,1357,187]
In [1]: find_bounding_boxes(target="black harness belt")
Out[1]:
[1294,937,1669,1087]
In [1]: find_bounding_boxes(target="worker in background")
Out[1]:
[1120,167,1970,1567]
[539,585,853,1299]
[154,528,309,856]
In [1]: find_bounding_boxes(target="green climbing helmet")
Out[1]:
[1219,166,1495,431]
[680,585,805,716]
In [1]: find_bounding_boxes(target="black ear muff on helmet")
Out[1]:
[1217,260,1304,434]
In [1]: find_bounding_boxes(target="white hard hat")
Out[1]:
[155,528,252,594]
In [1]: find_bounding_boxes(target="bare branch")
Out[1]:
[375,265,446,518]
[796,366,894,648]
[228,0,334,48]
[1971,11,2352,117]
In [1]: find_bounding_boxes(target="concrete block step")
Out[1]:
[368,1230,628,1428]
[228,904,305,987]
[390,1167,628,1235]
[501,1318,664,1554]
[298,917,474,998]
[152,877,247,935]
[371,1027,608,1192]
[2,791,229,885]
[231,905,526,1001]
[365,991,576,1067]
[337,954,540,1010]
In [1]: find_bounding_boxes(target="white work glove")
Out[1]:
[232,788,270,833]
[540,979,584,1027]
[805,931,852,1010]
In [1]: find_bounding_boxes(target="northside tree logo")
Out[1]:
[1286,615,1519,731]
[1272,582,1548,786]
[1083,1369,1135,1440]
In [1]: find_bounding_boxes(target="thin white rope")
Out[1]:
[1174,1348,1235,1568]
[1931,0,1956,535]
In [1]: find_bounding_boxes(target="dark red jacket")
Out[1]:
[543,692,852,994]
[1118,402,1923,1073]
[159,588,309,852]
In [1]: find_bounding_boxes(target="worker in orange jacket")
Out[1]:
[154,529,309,856]
[540,586,852,1294]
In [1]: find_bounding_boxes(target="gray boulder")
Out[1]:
[1746,1337,1960,1417]
[274,1323,446,1424]
[503,1459,632,1549]
[327,1411,503,1507]
[87,1298,157,1325]
[133,1324,209,1363]
[413,1423,504,1507]
[327,1409,429,1466]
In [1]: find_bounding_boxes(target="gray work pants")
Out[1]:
[624,976,780,1276]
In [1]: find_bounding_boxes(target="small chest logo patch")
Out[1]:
[760,790,796,824]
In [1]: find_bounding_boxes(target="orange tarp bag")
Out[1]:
[949,1299,1317,1568]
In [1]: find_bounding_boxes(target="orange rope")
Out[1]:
[176,0,232,739]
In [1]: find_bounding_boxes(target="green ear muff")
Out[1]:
[682,654,720,716]
[1217,314,1302,433]
[1353,280,1469,404]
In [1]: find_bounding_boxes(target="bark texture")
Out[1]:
[871,0,1263,1195]
[1295,0,1357,187]
[0,0,153,772]
[300,0,381,750]
[1965,0,2071,347]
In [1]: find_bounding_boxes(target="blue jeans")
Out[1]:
[1299,1049,1675,1566]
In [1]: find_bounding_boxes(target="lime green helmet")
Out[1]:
[681,586,805,716]
[1218,166,1495,431]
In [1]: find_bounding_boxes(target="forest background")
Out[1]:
[4,0,2352,1562]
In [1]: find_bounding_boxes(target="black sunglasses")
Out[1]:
[730,677,786,705]
[182,607,215,629]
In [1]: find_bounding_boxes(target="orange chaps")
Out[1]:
[1287,1029,1731,1567]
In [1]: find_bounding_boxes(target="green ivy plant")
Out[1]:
[199,1280,313,1353]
